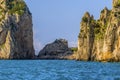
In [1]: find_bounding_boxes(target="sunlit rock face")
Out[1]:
[0,0,35,59]
[113,0,120,8]
[77,0,120,62]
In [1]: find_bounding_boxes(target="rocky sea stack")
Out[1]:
[38,39,73,59]
[77,0,120,62]
[0,0,35,59]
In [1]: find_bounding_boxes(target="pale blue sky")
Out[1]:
[25,0,112,53]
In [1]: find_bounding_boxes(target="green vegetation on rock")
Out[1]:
[71,47,78,52]
[113,0,120,8]
[82,17,88,22]
[0,0,26,22]
[0,44,5,48]
[0,0,26,16]
[7,0,26,15]
[94,21,108,40]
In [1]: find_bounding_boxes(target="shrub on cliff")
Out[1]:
[113,0,120,8]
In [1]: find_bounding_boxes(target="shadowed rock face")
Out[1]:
[0,0,35,59]
[77,0,120,62]
[38,39,72,59]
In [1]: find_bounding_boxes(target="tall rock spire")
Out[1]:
[0,0,35,59]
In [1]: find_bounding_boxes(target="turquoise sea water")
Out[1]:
[0,60,120,80]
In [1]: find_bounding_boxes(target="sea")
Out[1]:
[0,60,120,80]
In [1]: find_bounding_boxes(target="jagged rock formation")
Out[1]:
[0,0,35,59]
[77,0,120,62]
[38,39,72,59]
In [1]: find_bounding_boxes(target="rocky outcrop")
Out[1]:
[77,0,120,62]
[0,0,35,59]
[38,39,72,59]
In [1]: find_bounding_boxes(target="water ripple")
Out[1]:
[0,60,120,80]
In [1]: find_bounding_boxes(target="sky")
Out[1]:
[24,0,112,54]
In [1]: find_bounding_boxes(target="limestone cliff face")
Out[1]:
[77,12,95,61]
[77,0,120,61]
[0,0,35,59]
